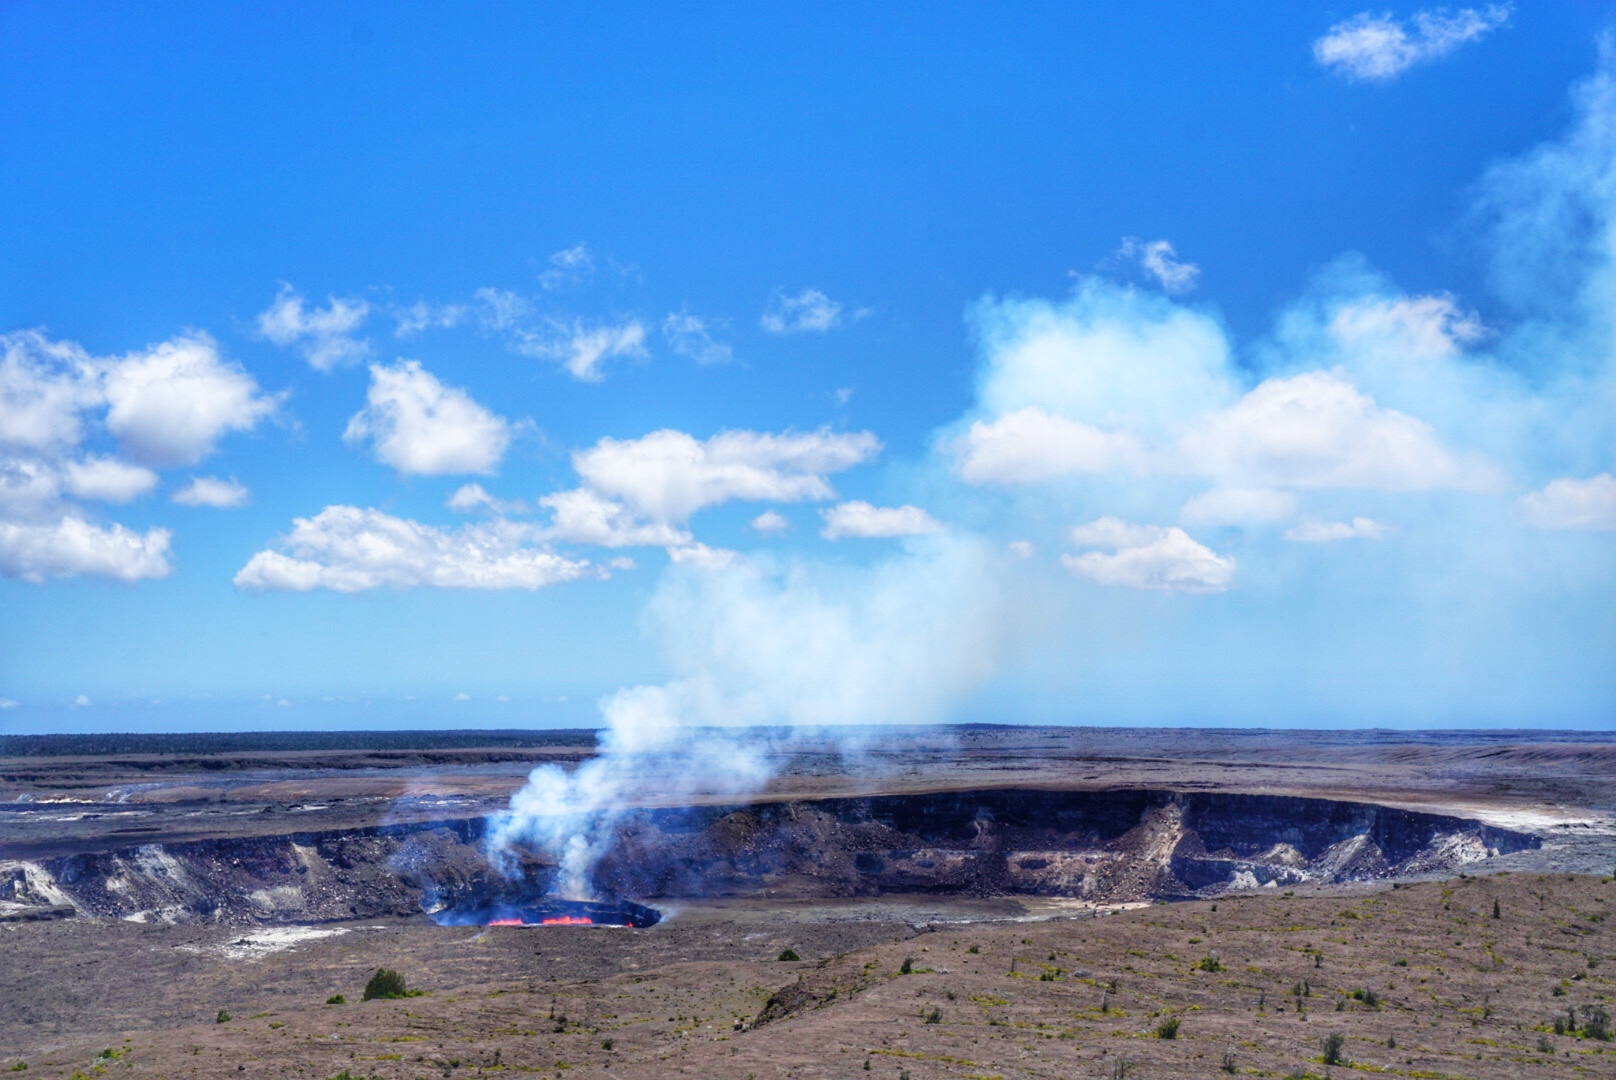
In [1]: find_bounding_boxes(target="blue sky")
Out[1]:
[2,3,1612,733]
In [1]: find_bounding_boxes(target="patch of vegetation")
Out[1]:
[1197,953,1224,973]
[1153,1014,1180,1039]
[900,957,914,974]
[361,968,422,1001]
[325,994,346,1005]
[1351,986,1380,1008]
[1321,1031,1347,1066]
[924,1007,942,1024]
[215,1010,230,1024]
[777,948,800,962]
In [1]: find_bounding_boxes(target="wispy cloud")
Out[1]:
[344,361,510,476]
[518,319,648,381]
[662,309,734,365]
[761,288,843,334]
[255,285,370,370]
[820,501,944,540]
[538,243,595,289]
[1115,237,1200,293]
[172,476,249,509]
[1314,6,1510,82]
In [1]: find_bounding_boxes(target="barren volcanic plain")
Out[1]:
[3,726,1615,1079]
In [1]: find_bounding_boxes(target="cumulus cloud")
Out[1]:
[0,517,171,583]
[255,285,370,371]
[1179,370,1502,492]
[0,332,99,452]
[61,456,158,504]
[1284,517,1391,542]
[446,482,526,515]
[662,309,734,365]
[665,542,740,569]
[572,428,880,523]
[519,319,647,381]
[234,506,594,592]
[820,501,944,540]
[344,361,510,476]
[172,476,249,508]
[539,488,691,548]
[761,289,842,334]
[1521,474,1616,531]
[1314,6,1510,82]
[1328,293,1485,357]
[750,510,790,535]
[101,334,277,467]
[953,407,1147,484]
[1179,487,1298,528]
[1063,517,1234,593]
[1115,237,1200,293]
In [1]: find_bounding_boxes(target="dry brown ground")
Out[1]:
[8,873,1614,1080]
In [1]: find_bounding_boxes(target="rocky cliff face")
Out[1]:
[0,789,1537,925]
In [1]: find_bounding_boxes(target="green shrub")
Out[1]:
[924,1007,942,1024]
[361,968,419,1001]
[215,1010,231,1024]
[1321,1031,1347,1066]
[325,994,345,1005]
[1352,987,1380,1008]
[900,957,914,975]
[1197,954,1224,973]
[777,948,799,962]
[1154,1015,1180,1039]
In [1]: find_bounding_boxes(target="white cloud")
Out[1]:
[0,698,16,709]
[446,482,527,515]
[393,300,467,337]
[63,457,158,504]
[1008,540,1035,559]
[1180,487,1298,527]
[1116,238,1200,293]
[572,428,880,522]
[539,488,691,548]
[100,334,277,467]
[474,288,532,332]
[761,289,843,334]
[1284,517,1391,542]
[662,309,734,365]
[343,361,510,476]
[255,285,370,371]
[0,331,98,452]
[953,407,1147,484]
[750,510,790,535]
[820,501,945,540]
[454,692,471,702]
[1328,294,1485,358]
[172,476,249,509]
[73,694,90,707]
[1062,517,1234,593]
[519,319,647,381]
[0,516,172,583]
[1313,6,1510,82]
[970,285,1235,436]
[0,459,60,519]
[1179,370,1501,491]
[1521,474,1616,531]
[234,506,593,592]
[665,542,739,569]
[538,243,595,289]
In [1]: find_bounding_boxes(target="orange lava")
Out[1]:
[540,916,593,925]
[486,918,524,926]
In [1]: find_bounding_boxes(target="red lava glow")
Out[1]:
[540,916,593,926]
[486,918,524,926]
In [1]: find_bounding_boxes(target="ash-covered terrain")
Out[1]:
[1,726,1613,1077]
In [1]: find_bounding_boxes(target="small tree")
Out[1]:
[362,968,410,1001]
[1154,1014,1180,1039]
[1493,898,1502,919]
[1321,1031,1347,1066]
[900,957,914,975]
[776,948,799,962]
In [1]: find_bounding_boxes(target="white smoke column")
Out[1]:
[485,532,1007,897]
